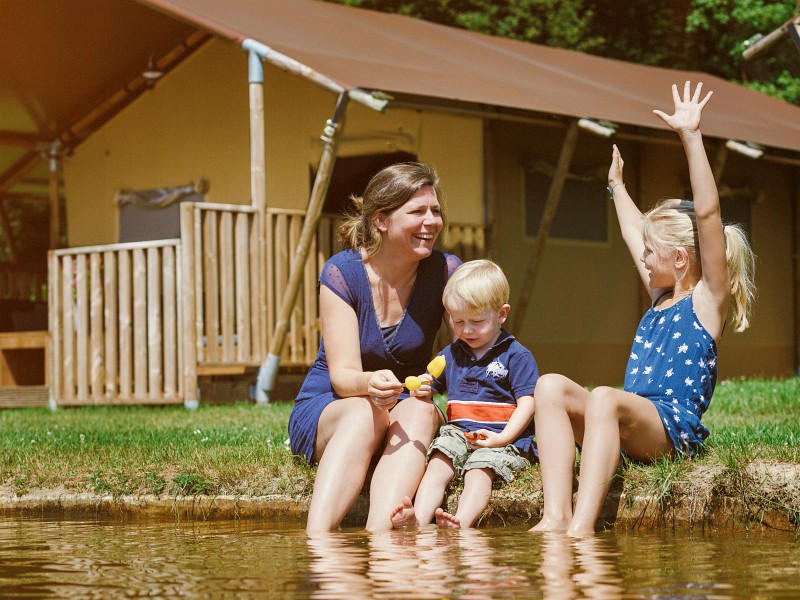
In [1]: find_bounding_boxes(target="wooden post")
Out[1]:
[48,141,63,249]
[511,119,580,334]
[180,203,198,406]
[483,119,497,258]
[255,93,349,401]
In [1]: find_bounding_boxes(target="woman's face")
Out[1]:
[377,185,443,260]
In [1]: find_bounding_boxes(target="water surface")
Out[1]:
[1,515,799,598]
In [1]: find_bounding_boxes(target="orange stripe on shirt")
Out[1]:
[447,402,516,423]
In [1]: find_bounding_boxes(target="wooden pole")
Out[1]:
[255,93,349,402]
[511,119,580,334]
[48,141,63,249]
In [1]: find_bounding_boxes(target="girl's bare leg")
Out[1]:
[450,467,494,528]
[366,397,443,531]
[307,397,389,533]
[568,387,673,536]
[529,374,590,532]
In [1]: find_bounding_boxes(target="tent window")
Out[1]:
[524,169,608,242]
[316,152,417,216]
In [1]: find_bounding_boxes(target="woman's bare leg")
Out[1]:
[529,374,590,532]
[366,397,443,531]
[568,387,673,536]
[306,397,388,533]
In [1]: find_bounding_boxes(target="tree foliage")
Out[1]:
[328,0,800,105]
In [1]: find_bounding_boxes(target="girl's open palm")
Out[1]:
[653,81,712,134]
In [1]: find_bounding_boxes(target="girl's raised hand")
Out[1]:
[608,144,624,187]
[653,81,712,134]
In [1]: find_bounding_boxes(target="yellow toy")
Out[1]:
[405,355,446,391]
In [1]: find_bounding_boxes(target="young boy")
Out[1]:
[390,259,538,529]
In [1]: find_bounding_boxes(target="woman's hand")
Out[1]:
[608,144,624,189]
[368,369,403,410]
[653,81,712,135]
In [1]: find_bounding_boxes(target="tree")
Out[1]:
[328,0,800,105]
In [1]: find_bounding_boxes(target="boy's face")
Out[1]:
[447,303,510,358]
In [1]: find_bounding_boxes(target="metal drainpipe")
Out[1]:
[255,93,350,403]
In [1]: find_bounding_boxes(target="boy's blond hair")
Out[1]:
[443,259,509,313]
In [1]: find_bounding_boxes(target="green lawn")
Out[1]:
[1,377,799,507]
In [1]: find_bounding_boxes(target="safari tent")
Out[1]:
[2,0,799,407]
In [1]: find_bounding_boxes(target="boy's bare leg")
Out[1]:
[408,453,456,526]
[529,374,590,532]
[434,507,460,528]
[446,467,494,528]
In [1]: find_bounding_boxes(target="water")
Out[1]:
[1,515,799,598]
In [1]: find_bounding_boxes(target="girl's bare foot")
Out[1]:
[528,516,570,533]
[390,496,417,529]
[434,507,461,529]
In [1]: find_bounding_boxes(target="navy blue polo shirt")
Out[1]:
[431,329,538,454]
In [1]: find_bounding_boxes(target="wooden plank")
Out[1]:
[163,245,177,399]
[133,248,147,400]
[512,119,579,334]
[89,253,103,401]
[265,211,276,350]
[147,248,162,400]
[61,255,74,403]
[288,214,302,362]
[235,212,251,362]
[180,203,197,404]
[303,231,318,363]
[53,238,180,256]
[193,204,205,364]
[48,251,60,401]
[118,250,132,400]
[0,331,48,349]
[103,251,118,399]
[203,212,219,363]
[75,255,88,402]
[273,213,288,360]
[219,210,235,362]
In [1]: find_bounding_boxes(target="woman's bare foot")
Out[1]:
[528,516,570,533]
[434,508,461,529]
[390,496,417,529]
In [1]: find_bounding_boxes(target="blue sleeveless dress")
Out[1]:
[623,293,718,456]
[288,248,462,462]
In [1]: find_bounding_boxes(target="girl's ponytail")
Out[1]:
[724,223,756,332]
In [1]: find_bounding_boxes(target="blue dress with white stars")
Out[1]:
[623,293,717,456]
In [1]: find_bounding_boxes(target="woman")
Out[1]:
[289,162,462,532]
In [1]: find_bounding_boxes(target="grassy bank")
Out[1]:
[1,378,799,528]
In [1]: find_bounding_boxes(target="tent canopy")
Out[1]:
[2,0,799,197]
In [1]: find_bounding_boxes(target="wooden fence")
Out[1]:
[49,239,182,405]
[46,202,486,406]
[0,263,47,302]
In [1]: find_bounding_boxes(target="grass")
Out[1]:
[1,377,799,529]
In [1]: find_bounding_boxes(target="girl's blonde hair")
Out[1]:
[339,162,447,256]
[642,198,757,332]
[443,259,509,313]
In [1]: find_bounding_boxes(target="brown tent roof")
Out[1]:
[143,0,800,154]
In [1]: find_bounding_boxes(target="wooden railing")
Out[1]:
[179,202,264,400]
[45,202,486,406]
[49,240,182,405]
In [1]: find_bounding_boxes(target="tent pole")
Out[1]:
[511,119,579,335]
[48,140,63,249]
[255,93,350,403]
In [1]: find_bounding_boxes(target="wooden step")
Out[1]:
[0,386,49,409]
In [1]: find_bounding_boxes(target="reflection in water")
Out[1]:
[1,515,799,598]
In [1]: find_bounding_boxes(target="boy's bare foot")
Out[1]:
[390,496,417,529]
[434,507,461,529]
[528,516,570,533]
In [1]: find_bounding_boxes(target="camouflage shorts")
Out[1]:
[427,424,531,483]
